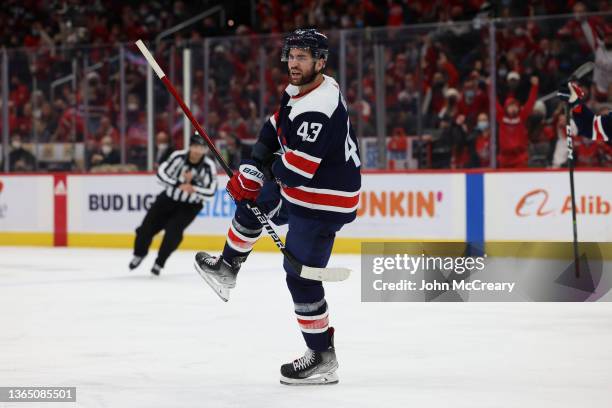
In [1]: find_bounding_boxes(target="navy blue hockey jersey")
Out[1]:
[572,103,611,144]
[258,75,361,223]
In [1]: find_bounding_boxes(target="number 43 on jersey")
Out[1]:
[296,120,360,168]
[297,121,322,142]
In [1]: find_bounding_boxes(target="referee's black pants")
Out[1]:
[133,193,202,267]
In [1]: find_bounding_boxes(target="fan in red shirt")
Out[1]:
[470,112,492,168]
[495,76,539,168]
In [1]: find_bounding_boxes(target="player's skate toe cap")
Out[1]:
[280,363,293,377]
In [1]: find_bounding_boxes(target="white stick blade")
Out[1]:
[135,39,166,79]
[300,266,351,282]
[574,61,594,79]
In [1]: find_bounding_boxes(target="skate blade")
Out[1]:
[280,371,339,386]
[194,261,230,302]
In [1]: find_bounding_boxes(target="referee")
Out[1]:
[130,133,218,275]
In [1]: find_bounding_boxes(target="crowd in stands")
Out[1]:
[0,0,611,172]
[339,0,612,169]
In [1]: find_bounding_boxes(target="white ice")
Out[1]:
[1,247,611,408]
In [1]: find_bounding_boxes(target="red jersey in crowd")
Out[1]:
[495,82,538,168]
[474,131,491,167]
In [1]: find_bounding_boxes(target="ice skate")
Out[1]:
[129,256,143,270]
[194,252,243,302]
[151,262,162,276]
[280,327,339,385]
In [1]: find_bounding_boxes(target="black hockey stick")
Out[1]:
[562,61,594,278]
[565,105,580,278]
[135,40,350,282]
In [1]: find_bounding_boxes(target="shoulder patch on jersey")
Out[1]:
[288,75,340,120]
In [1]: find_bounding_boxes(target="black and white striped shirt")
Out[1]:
[157,150,218,204]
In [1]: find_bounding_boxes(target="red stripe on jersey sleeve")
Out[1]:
[284,151,320,176]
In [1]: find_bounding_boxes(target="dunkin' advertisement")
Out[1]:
[343,173,466,239]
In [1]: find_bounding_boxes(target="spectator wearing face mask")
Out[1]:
[468,112,491,168]
[458,75,488,128]
[155,131,174,166]
[495,76,539,168]
[89,136,120,169]
[9,134,36,172]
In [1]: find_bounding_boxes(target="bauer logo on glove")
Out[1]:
[226,162,265,203]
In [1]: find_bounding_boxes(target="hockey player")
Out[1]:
[558,81,611,145]
[130,133,217,275]
[194,29,361,385]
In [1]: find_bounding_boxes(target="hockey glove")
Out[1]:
[251,141,280,181]
[259,152,282,181]
[226,161,265,203]
[557,82,585,106]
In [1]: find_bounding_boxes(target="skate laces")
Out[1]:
[204,256,219,267]
[293,349,316,371]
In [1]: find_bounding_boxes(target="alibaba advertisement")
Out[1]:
[485,171,612,241]
[515,188,610,217]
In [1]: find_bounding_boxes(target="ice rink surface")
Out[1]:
[1,246,611,408]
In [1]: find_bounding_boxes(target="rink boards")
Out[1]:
[0,169,610,252]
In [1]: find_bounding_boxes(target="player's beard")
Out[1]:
[288,63,319,86]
